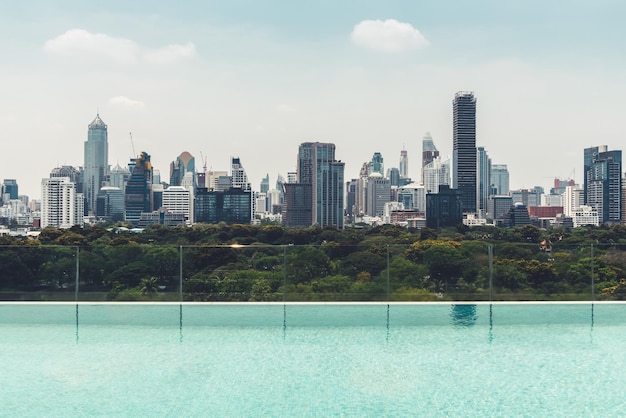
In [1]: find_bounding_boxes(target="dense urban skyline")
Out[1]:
[2,1,626,199]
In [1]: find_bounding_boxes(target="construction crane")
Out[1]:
[129,132,136,158]
[199,151,208,173]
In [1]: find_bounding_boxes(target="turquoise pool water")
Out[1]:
[1,302,625,417]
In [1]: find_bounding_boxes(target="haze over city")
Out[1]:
[1,1,625,199]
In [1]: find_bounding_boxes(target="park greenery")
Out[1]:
[1,222,626,301]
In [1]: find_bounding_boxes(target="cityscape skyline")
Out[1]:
[2,1,626,199]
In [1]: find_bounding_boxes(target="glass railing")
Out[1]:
[0,242,623,302]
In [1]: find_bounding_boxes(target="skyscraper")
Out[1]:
[369,152,384,175]
[260,174,270,193]
[452,92,477,213]
[294,142,344,228]
[84,114,108,214]
[41,177,84,229]
[422,133,439,184]
[490,164,509,195]
[169,151,195,187]
[476,147,491,218]
[125,152,153,225]
[2,179,18,201]
[585,148,622,224]
[584,146,608,204]
[231,157,251,190]
[399,148,408,179]
[423,156,450,195]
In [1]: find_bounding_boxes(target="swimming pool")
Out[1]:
[1,302,625,416]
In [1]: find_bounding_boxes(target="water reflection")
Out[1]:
[450,304,477,328]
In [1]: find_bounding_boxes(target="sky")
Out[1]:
[1,0,626,199]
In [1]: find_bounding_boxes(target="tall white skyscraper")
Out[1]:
[84,114,108,215]
[41,177,84,229]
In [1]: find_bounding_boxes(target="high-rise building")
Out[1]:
[125,152,153,225]
[422,133,439,184]
[260,174,270,193]
[399,148,408,179]
[96,186,125,221]
[84,114,108,214]
[294,142,344,228]
[426,185,462,229]
[169,151,195,187]
[110,164,131,192]
[282,183,313,227]
[476,147,491,218]
[563,185,584,217]
[398,182,426,212]
[487,195,513,220]
[387,167,400,187]
[231,157,251,190]
[2,179,18,201]
[585,148,622,224]
[452,92,477,214]
[423,156,451,195]
[41,177,84,229]
[366,173,390,217]
[369,152,384,175]
[490,164,509,196]
[195,187,252,224]
[162,186,194,224]
[584,146,608,204]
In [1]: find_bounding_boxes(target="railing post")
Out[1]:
[283,246,287,302]
[75,246,80,302]
[386,244,390,301]
[179,245,183,302]
[590,243,594,302]
[488,244,493,302]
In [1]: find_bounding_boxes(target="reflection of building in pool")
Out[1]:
[450,304,477,327]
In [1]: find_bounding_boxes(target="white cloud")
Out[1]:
[351,19,429,53]
[43,29,196,64]
[143,42,197,64]
[276,104,296,113]
[43,29,138,63]
[108,96,145,109]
